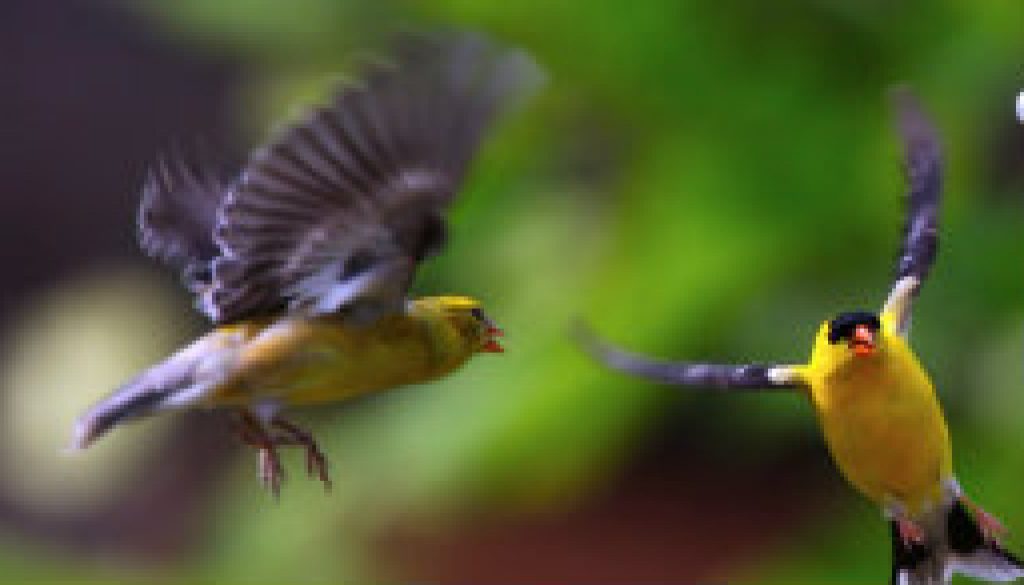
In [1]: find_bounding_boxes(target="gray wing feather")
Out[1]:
[208,33,542,324]
[892,87,943,286]
[576,325,802,391]
[137,155,225,293]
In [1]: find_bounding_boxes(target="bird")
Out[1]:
[577,89,1024,584]
[70,33,541,497]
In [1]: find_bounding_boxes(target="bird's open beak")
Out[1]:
[482,326,504,353]
[851,324,876,357]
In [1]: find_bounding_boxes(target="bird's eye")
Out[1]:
[470,307,485,321]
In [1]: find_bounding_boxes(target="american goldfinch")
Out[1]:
[71,34,540,497]
[579,90,1023,584]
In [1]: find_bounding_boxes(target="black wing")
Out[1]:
[576,325,803,391]
[883,89,944,335]
[892,87,943,287]
[137,155,226,293]
[206,33,542,323]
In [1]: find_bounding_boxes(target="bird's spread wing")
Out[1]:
[884,88,943,336]
[576,325,804,391]
[137,155,226,294]
[203,34,542,324]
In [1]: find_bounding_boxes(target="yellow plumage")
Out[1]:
[72,293,503,496]
[799,311,951,516]
[71,34,536,495]
[580,90,1024,581]
[207,296,489,406]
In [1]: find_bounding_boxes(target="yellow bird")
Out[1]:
[579,90,1023,584]
[71,34,540,496]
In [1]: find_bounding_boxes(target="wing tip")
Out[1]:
[570,319,620,365]
[67,414,101,452]
[570,320,677,382]
[888,85,943,161]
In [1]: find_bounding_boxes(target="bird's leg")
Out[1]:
[885,501,926,546]
[962,496,1007,542]
[270,417,332,491]
[896,517,926,546]
[232,410,286,499]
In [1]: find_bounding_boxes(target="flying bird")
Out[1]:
[578,89,1023,584]
[71,33,540,497]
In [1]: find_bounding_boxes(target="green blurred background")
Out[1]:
[2,0,1022,583]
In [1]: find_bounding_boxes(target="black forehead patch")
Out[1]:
[828,311,881,344]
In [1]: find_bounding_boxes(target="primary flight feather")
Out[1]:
[72,33,540,496]
[578,89,1023,584]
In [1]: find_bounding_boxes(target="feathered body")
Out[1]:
[213,297,485,406]
[579,90,1024,583]
[803,312,951,516]
[72,33,539,495]
[74,297,490,449]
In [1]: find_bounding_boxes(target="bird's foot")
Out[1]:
[964,498,1007,543]
[897,518,927,546]
[233,411,331,496]
[271,417,332,492]
[233,412,286,499]
[257,445,286,499]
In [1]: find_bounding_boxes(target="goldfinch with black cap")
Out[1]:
[579,90,1023,584]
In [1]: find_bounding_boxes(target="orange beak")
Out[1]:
[482,326,504,353]
[851,324,876,357]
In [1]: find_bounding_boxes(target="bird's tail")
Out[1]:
[69,374,176,450]
[892,498,1024,584]
[69,343,215,450]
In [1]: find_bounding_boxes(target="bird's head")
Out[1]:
[828,311,882,357]
[418,296,504,354]
[810,310,885,373]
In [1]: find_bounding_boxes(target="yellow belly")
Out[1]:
[808,344,951,515]
[207,314,470,406]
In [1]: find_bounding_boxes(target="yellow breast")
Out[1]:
[803,321,951,515]
[208,312,474,406]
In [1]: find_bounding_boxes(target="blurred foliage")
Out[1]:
[5,0,1023,582]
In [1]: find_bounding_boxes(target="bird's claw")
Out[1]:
[272,418,332,492]
[897,518,926,546]
[304,442,331,490]
[258,445,285,499]
[234,411,329,498]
